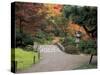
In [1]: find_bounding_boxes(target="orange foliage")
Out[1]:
[44,4,63,17]
[53,4,62,15]
[67,21,90,40]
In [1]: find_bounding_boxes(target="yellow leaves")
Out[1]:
[44,4,62,17]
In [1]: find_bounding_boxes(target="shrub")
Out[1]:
[78,40,86,52]
[33,30,46,44]
[62,36,76,46]
[67,36,76,45]
[79,39,97,55]
[61,36,80,54]
[16,29,33,47]
[33,30,53,44]
[22,33,33,46]
[24,45,33,51]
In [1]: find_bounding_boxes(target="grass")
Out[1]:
[74,64,97,70]
[14,48,39,70]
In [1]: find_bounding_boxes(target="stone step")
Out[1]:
[38,45,61,53]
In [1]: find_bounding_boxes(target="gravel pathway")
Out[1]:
[17,45,97,73]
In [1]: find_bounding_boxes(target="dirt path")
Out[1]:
[17,45,97,73]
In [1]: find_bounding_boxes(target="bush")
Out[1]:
[24,45,33,51]
[66,36,76,45]
[61,36,80,54]
[78,40,86,52]
[33,30,53,44]
[16,29,33,47]
[79,39,97,55]
[33,30,46,44]
[22,33,33,46]
[61,35,97,55]
[62,36,76,46]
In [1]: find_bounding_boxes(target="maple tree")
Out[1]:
[15,2,47,34]
[43,4,68,36]
[15,2,48,46]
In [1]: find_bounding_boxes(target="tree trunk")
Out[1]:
[19,17,23,47]
[82,25,91,37]
[82,25,97,39]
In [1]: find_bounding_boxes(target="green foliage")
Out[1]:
[22,33,33,46]
[62,36,79,54]
[62,36,76,46]
[66,36,76,45]
[62,36,97,55]
[62,5,72,18]
[48,16,68,37]
[33,30,53,44]
[52,16,67,26]
[16,29,33,47]
[62,5,97,55]
[62,5,97,32]
[79,39,97,55]
[73,6,97,28]
[16,29,22,41]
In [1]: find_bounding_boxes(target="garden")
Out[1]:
[12,2,97,72]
